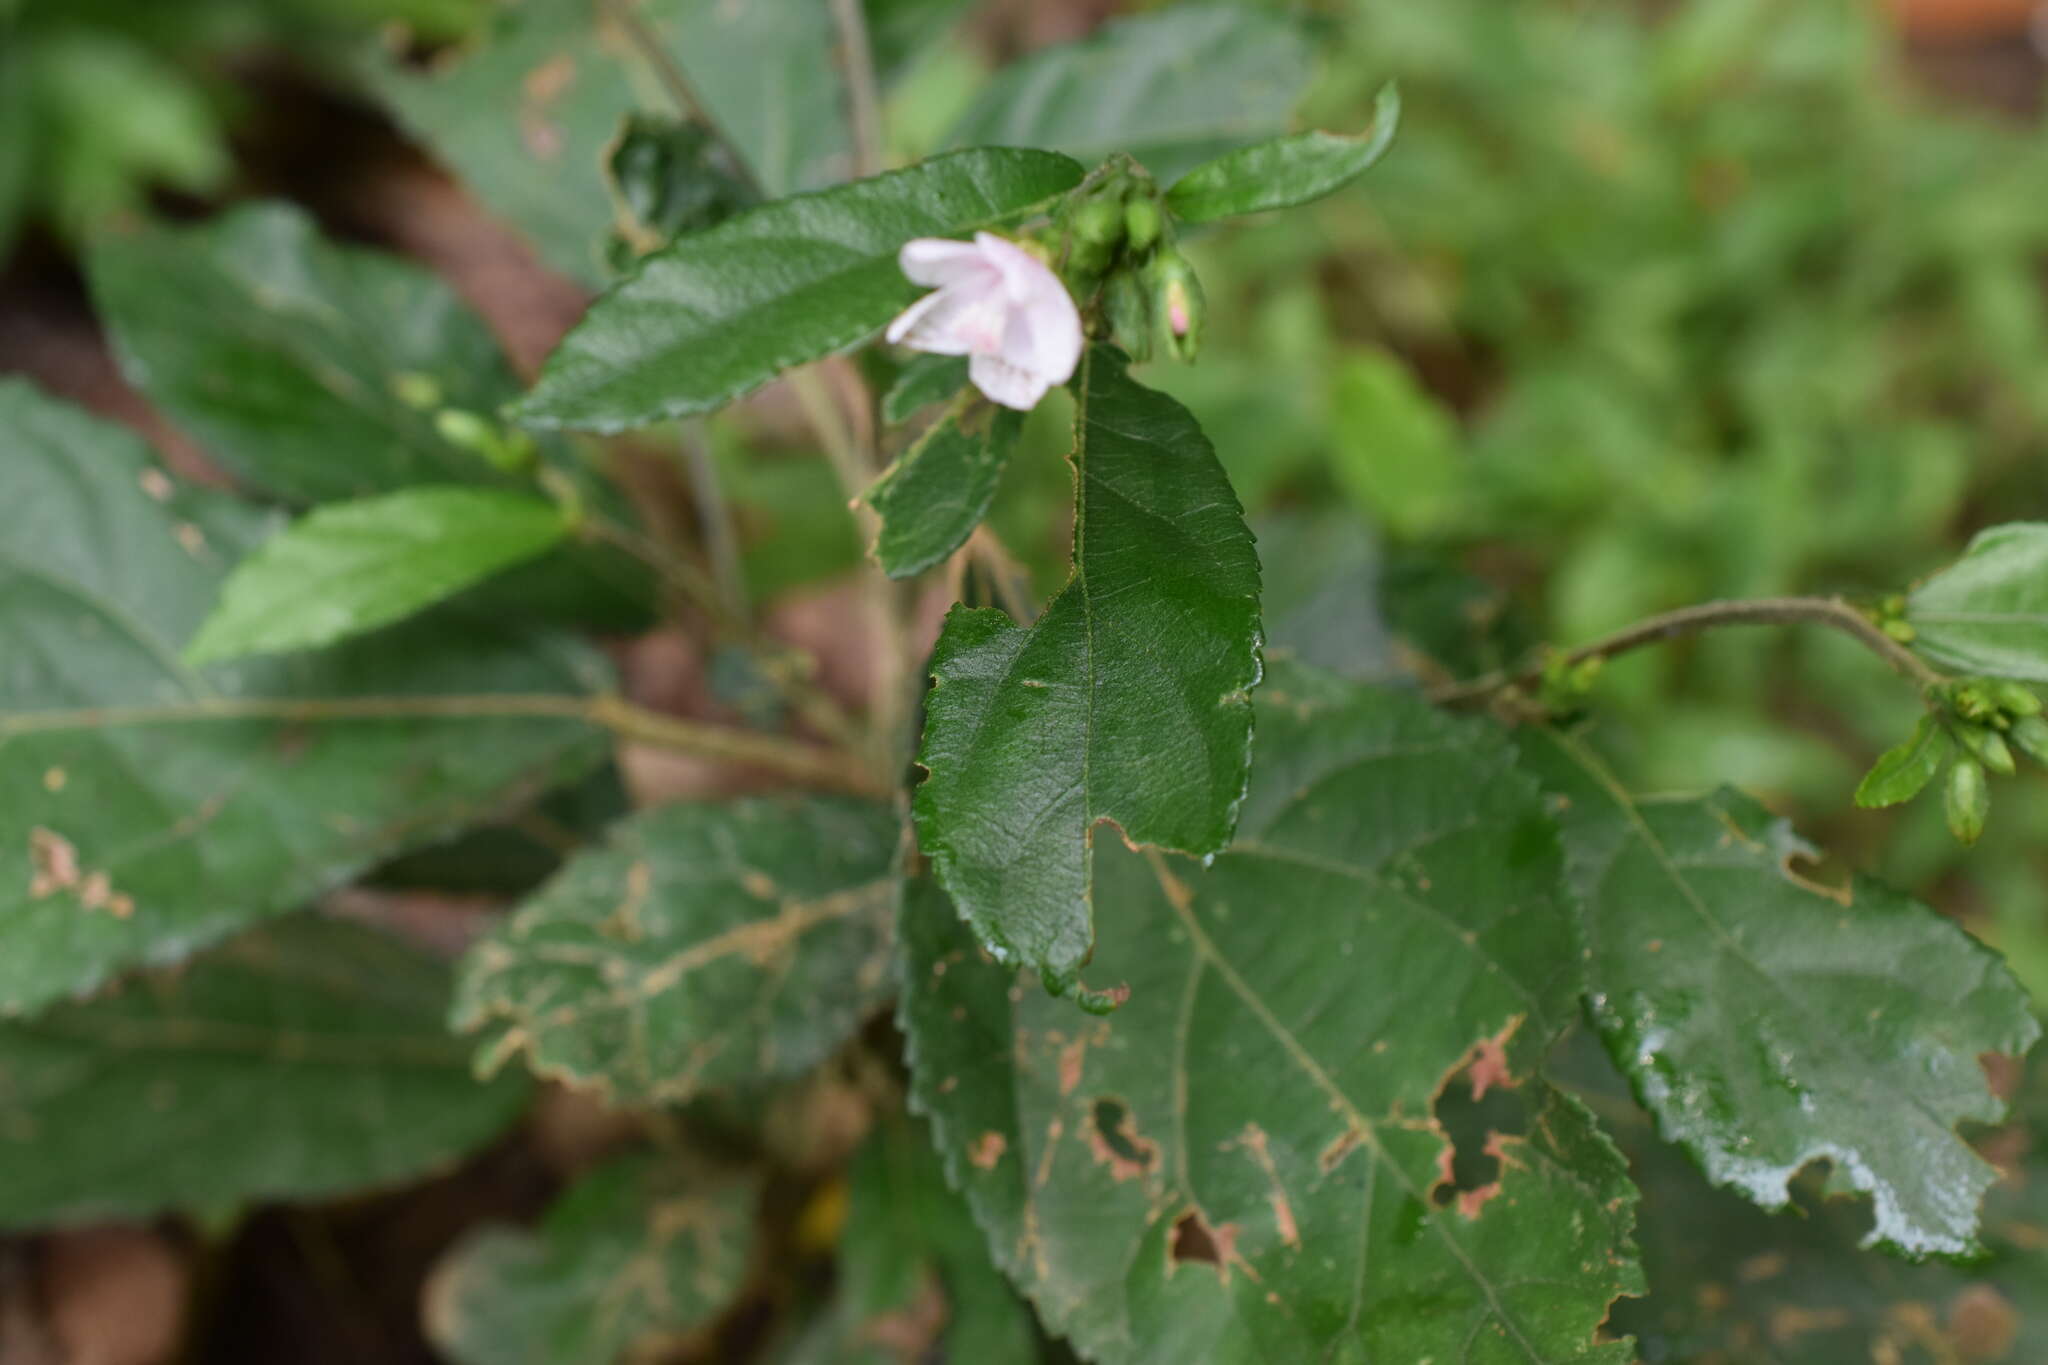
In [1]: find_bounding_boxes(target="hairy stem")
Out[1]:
[1428,595,1944,707]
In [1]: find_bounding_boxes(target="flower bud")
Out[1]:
[1946,756,1988,846]
[435,409,537,473]
[1104,268,1154,363]
[1148,250,1205,363]
[1992,680,2042,717]
[2012,715,2048,767]
[1123,196,1163,253]
[1960,723,2017,776]
[1071,196,1125,250]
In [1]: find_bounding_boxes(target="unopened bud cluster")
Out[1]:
[1934,677,2043,845]
[1056,161,1205,364]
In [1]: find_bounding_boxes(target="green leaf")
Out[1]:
[512,149,1084,432]
[1166,83,1401,223]
[902,662,1641,1362]
[0,915,529,1227]
[861,396,1022,579]
[366,0,848,283]
[185,487,570,665]
[771,1112,1037,1365]
[426,1150,759,1365]
[880,353,968,424]
[0,381,610,1015]
[945,3,1316,182]
[914,347,1262,993]
[86,203,532,503]
[1255,512,1395,681]
[1523,728,2040,1257]
[1327,346,1468,541]
[1853,714,1955,808]
[454,797,898,1107]
[1907,523,2048,681]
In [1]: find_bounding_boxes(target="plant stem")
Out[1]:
[828,0,886,178]
[676,421,747,620]
[2,693,883,796]
[1428,595,1945,707]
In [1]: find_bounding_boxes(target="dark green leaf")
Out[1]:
[862,396,1021,579]
[0,915,529,1227]
[914,347,1262,993]
[903,662,1640,1362]
[454,797,898,1107]
[1854,714,1955,808]
[1523,728,2039,1257]
[87,203,530,503]
[426,1151,759,1365]
[946,3,1316,181]
[512,149,1084,432]
[880,353,968,424]
[1906,523,2048,681]
[0,381,610,1015]
[185,487,570,664]
[604,114,759,263]
[1166,83,1401,223]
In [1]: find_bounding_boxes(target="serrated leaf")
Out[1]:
[914,347,1262,993]
[366,0,847,284]
[1854,714,1955,808]
[186,487,570,664]
[881,353,968,424]
[1907,522,2048,681]
[945,3,1316,182]
[426,1151,759,1365]
[903,660,1642,1363]
[1524,727,2040,1257]
[1166,84,1401,223]
[771,1112,1037,1365]
[512,149,1084,432]
[862,396,1021,579]
[0,915,529,1227]
[454,797,898,1107]
[86,203,531,503]
[0,381,610,1015]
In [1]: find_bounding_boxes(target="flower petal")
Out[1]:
[1004,279,1084,387]
[973,231,1054,305]
[899,237,996,288]
[886,283,1008,357]
[970,351,1053,411]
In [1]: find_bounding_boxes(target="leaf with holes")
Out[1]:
[512,149,1085,432]
[1906,522,2048,682]
[366,0,848,283]
[903,660,1643,1363]
[453,797,898,1106]
[0,381,610,1016]
[1166,84,1402,223]
[862,396,1022,579]
[185,487,571,664]
[1522,728,2040,1257]
[426,1151,759,1365]
[0,915,529,1227]
[914,347,1262,996]
[946,3,1317,182]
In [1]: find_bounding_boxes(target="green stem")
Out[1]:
[1429,595,1945,707]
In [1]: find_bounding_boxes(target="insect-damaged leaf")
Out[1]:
[1522,727,2040,1257]
[453,797,899,1107]
[512,149,1084,432]
[1906,522,2048,682]
[903,660,1642,1363]
[861,395,1022,579]
[0,381,610,1016]
[0,915,529,1227]
[914,347,1262,995]
[426,1151,759,1365]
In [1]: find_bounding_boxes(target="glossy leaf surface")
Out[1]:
[1166,84,1402,223]
[513,149,1084,432]
[0,381,610,1015]
[1525,728,2039,1257]
[914,348,1262,992]
[1907,522,2048,681]
[904,662,1641,1362]
[0,915,529,1226]
[454,797,898,1107]
[862,397,1022,579]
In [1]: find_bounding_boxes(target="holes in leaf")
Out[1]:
[1087,1097,1157,1181]
[1170,1209,1220,1266]
[1430,1054,1529,1218]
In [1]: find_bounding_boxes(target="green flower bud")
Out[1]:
[1104,268,1154,364]
[1992,680,2043,717]
[1946,756,1988,846]
[1124,196,1163,253]
[2010,715,2048,767]
[1071,196,1124,249]
[1880,618,1917,644]
[1952,682,1996,722]
[391,371,443,410]
[1148,250,1205,363]
[435,408,537,473]
[1960,723,2017,776]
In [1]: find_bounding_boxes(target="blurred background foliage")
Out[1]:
[5,0,2048,1357]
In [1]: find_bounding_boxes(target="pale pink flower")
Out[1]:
[885,231,1083,411]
